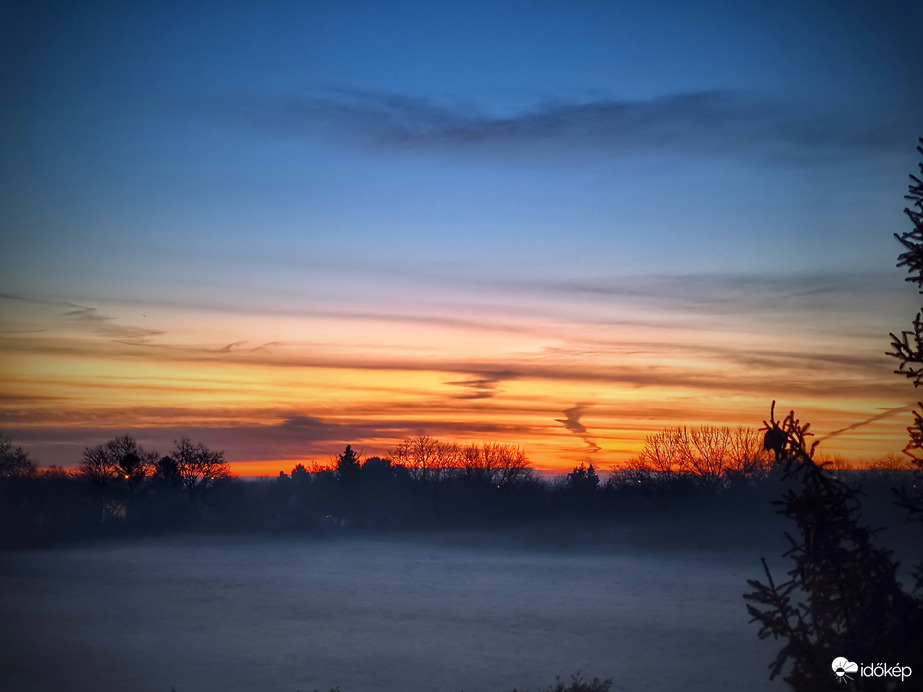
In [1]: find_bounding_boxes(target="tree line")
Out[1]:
[2,421,872,552]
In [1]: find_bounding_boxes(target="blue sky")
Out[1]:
[1,0,922,469]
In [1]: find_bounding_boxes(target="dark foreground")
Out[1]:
[0,534,778,692]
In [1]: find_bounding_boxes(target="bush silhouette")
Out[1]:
[512,672,613,692]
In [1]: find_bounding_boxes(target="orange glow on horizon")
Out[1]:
[2,293,914,472]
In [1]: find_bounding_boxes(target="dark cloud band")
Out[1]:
[213,89,911,163]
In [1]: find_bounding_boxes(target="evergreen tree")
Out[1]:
[745,404,923,690]
[886,136,923,582]
[564,462,599,494]
[336,444,361,483]
[748,143,923,688]
[888,138,923,458]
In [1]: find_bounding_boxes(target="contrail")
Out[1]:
[555,403,601,455]
[817,404,915,442]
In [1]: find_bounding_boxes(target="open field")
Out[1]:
[0,535,778,691]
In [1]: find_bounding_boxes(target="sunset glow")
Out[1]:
[2,1,921,473]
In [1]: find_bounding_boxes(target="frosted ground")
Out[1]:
[0,536,779,691]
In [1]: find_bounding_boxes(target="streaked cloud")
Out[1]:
[2,263,912,471]
[2,2,918,476]
[1,293,162,343]
[444,371,517,400]
[516,270,902,318]
[555,403,601,456]
[3,408,553,468]
[2,330,903,400]
[214,89,910,163]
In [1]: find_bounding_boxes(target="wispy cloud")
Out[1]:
[3,282,909,467]
[0,329,905,400]
[444,370,517,399]
[22,266,899,341]
[5,409,551,468]
[214,88,910,163]
[555,403,601,456]
[1,293,161,343]
[521,270,899,317]
[0,288,901,405]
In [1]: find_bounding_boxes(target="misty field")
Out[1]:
[0,535,778,692]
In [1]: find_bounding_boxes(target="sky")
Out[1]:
[1,0,922,473]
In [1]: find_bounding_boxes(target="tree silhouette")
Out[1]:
[637,428,684,478]
[887,138,923,532]
[888,138,923,389]
[77,435,155,494]
[336,444,361,483]
[460,442,532,488]
[514,673,613,692]
[634,425,770,486]
[75,435,157,523]
[392,435,458,482]
[0,433,36,479]
[168,438,232,504]
[153,455,182,485]
[564,462,599,495]
[745,403,923,690]
[291,462,310,482]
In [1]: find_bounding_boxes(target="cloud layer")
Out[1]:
[216,89,911,163]
[2,260,913,471]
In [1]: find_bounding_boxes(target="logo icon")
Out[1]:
[832,657,859,684]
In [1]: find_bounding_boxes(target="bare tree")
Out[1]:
[78,444,112,486]
[168,438,232,503]
[464,442,532,488]
[111,435,154,493]
[683,425,731,481]
[77,435,155,494]
[635,425,768,484]
[0,433,36,479]
[459,442,486,483]
[392,435,432,481]
[490,443,532,488]
[391,435,458,482]
[638,427,685,477]
[727,426,772,478]
[432,440,460,483]
[393,435,531,487]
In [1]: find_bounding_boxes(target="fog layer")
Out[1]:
[1,537,777,691]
